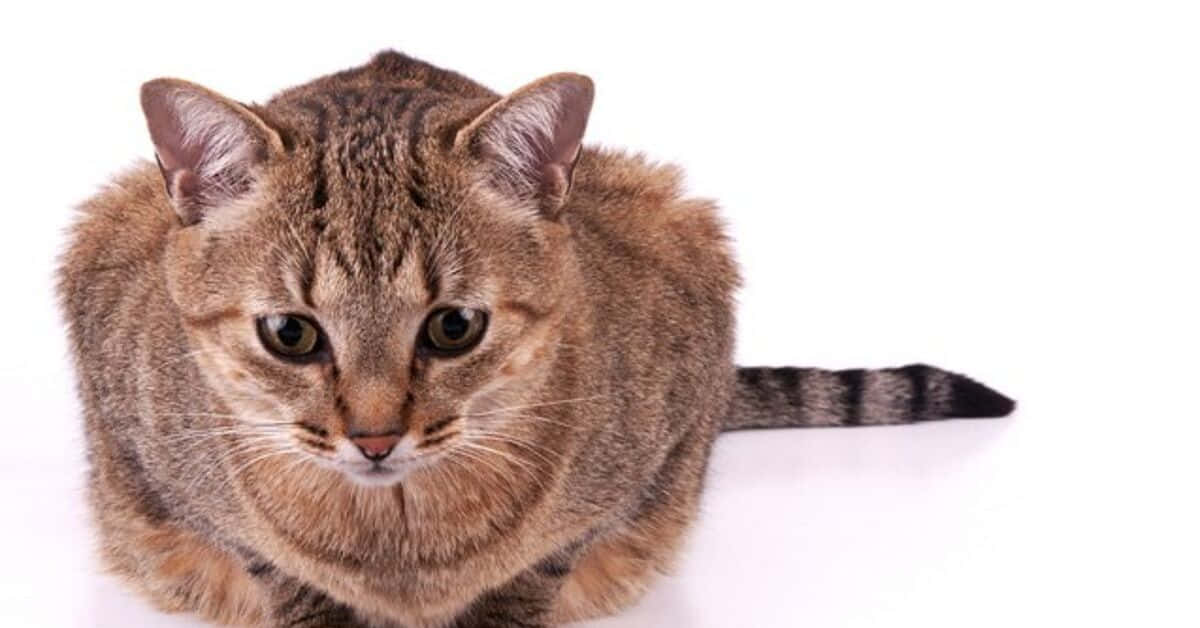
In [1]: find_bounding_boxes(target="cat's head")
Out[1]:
[143,54,593,487]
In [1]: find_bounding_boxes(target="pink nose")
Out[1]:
[351,434,400,461]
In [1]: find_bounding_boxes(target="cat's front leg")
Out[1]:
[452,550,580,628]
[244,559,367,627]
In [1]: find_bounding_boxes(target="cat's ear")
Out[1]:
[140,79,282,226]
[456,73,594,218]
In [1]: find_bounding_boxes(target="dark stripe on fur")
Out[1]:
[246,560,275,577]
[725,363,1014,431]
[423,415,458,436]
[900,363,927,422]
[419,432,457,449]
[276,585,313,618]
[296,99,330,210]
[837,368,865,425]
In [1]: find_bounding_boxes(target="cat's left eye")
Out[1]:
[256,315,324,360]
[422,307,488,355]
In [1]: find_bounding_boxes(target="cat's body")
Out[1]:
[58,52,1013,627]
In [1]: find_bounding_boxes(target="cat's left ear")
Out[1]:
[141,79,284,226]
[456,73,594,218]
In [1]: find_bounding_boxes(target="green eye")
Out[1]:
[256,315,323,359]
[423,308,488,354]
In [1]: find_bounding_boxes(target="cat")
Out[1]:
[57,51,1014,627]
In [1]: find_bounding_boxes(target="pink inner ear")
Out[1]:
[544,82,591,168]
[141,81,267,224]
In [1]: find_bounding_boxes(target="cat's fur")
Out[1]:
[57,51,1014,627]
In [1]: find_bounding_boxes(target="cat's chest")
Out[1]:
[231,460,579,617]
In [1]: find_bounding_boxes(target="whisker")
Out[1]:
[143,348,230,377]
[422,415,459,436]
[182,440,292,493]
[419,431,459,449]
[443,450,521,505]
[223,449,296,488]
[462,394,610,418]
[274,455,315,482]
[479,411,576,430]
[169,434,283,458]
[165,427,275,445]
[168,435,282,456]
[467,429,561,467]
[457,440,541,483]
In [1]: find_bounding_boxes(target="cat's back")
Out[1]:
[568,148,739,313]
[564,147,739,453]
[553,148,738,540]
[58,164,175,384]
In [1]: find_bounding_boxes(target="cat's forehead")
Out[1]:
[283,89,453,199]
[254,84,527,310]
[265,89,473,272]
[260,203,458,328]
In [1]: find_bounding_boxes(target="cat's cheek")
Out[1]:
[459,378,520,418]
[189,330,250,391]
[499,321,559,378]
[188,336,243,396]
[500,350,542,380]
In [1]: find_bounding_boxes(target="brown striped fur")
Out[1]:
[58,51,1012,627]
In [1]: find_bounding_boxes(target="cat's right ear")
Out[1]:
[140,79,282,226]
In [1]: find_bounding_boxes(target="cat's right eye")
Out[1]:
[256,315,324,361]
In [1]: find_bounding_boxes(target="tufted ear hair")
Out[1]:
[140,79,282,225]
[455,73,594,218]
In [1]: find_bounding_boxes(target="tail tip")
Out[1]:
[950,373,1016,418]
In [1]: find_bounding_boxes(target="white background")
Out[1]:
[2,1,1197,626]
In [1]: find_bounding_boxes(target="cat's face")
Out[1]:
[147,68,593,486]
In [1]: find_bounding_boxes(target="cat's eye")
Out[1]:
[422,307,488,355]
[256,315,323,360]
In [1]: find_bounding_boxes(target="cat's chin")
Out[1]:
[344,466,408,488]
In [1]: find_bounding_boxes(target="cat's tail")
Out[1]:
[724,364,1015,431]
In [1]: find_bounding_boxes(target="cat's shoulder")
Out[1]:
[59,161,173,293]
[569,147,739,291]
[573,148,725,230]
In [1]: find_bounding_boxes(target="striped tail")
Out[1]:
[725,364,1015,431]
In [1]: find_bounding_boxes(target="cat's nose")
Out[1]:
[350,433,401,461]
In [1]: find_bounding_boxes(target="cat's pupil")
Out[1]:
[277,317,304,346]
[441,310,470,340]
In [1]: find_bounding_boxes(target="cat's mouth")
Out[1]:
[305,435,433,487]
[347,463,409,486]
[296,421,462,487]
[339,456,426,487]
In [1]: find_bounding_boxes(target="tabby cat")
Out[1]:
[57,51,1014,627]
